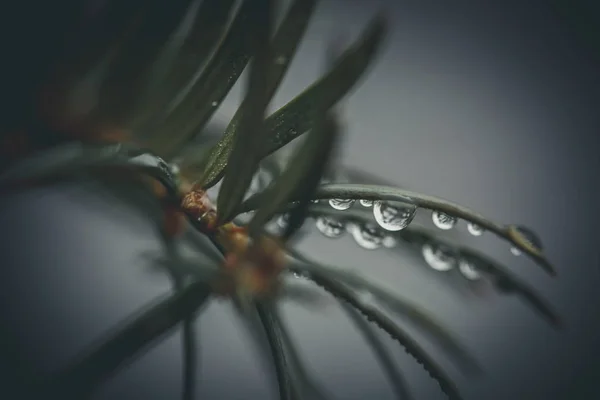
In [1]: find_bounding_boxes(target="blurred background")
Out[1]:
[1,0,599,399]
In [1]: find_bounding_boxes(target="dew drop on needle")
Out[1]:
[329,198,355,210]
[432,211,457,230]
[315,216,345,238]
[422,243,456,271]
[373,200,416,232]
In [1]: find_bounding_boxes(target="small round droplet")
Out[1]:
[275,55,287,65]
[211,101,218,107]
[359,199,373,207]
[422,243,456,271]
[432,211,457,230]
[315,217,345,238]
[349,222,385,250]
[509,225,543,256]
[329,198,355,210]
[458,259,481,280]
[466,222,484,236]
[373,201,416,232]
[382,235,397,248]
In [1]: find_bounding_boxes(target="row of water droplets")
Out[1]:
[310,210,482,281]
[328,198,541,257]
[421,242,481,280]
[320,198,542,281]
[329,198,483,235]
[280,199,468,280]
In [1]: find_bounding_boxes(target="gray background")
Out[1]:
[1,0,599,399]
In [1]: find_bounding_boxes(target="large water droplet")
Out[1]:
[349,222,385,250]
[458,259,481,280]
[329,198,355,210]
[315,217,345,238]
[422,243,456,271]
[432,211,457,230]
[373,201,416,231]
[510,225,543,256]
[359,199,373,207]
[467,222,484,236]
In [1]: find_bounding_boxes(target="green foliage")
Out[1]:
[215,0,275,224]
[248,112,340,239]
[197,0,319,188]
[0,1,560,400]
[196,9,387,189]
[143,0,257,156]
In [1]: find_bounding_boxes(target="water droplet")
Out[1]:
[315,217,345,238]
[359,199,373,207]
[467,222,484,236]
[458,259,481,280]
[382,235,397,248]
[509,225,543,256]
[510,247,522,256]
[310,199,320,204]
[373,201,416,231]
[275,55,287,65]
[349,222,385,250]
[211,101,218,107]
[422,243,456,271]
[329,198,355,210]
[432,211,457,230]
